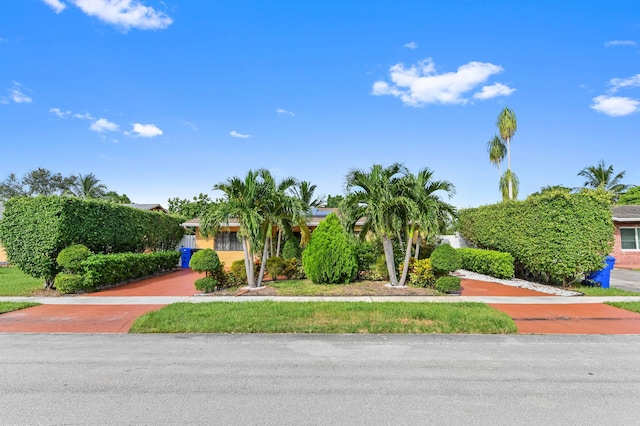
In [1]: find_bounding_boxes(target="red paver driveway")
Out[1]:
[86,268,203,297]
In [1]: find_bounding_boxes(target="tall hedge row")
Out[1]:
[0,196,184,285]
[458,191,613,284]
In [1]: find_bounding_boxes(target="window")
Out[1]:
[620,228,640,250]
[214,232,243,251]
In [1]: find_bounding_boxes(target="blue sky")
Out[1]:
[1,0,639,208]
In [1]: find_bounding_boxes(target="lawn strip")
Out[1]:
[605,302,640,314]
[0,302,40,314]
[0,267,43,296]
[130,301,516,334]
[570,287,640,296]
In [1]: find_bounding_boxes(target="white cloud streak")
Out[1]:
[404,41,418,49]
[74,112,95,120]
[590,95,639,116]
[604,40,636,47]
[230,130,250,138]
[608,74,640,93]
[50,107,71,118]
[90,118,119,132]
[3,82,33,104]
[372,58,513,106]
[130,123,163,137]
[69,0,173,30]
[277,108,295,116]
[42,0,67,13]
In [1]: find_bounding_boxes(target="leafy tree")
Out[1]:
[497,107,517,200]
[103,191,131,204]
[67,173,108,199]
[618,186,640,205]
[167,193,213,219]
[0,168,77,200]
[325,194,344,208]
[577,160,629,201]
[529,185,572,198]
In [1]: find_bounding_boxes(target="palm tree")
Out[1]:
[487,135,506,176]
[67,173,107,199]
[275,180,322,256]
[499,169,519,201]
[577,160,629,201]
[292,181,325,211]
[497,107,517,200]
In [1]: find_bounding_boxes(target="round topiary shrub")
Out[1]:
[302,213,357,284]
[56,244,91,274]
[194,276,219,293]
[54,273,89,294]
[435,276,461,294]
[189,249,227,287]
[430,244,461,276]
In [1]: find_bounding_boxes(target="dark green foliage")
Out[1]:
[266,256,286,281]
[189,249,221,277]
[374,255,389,280]
[435,276,461,294]
[0,196,184,286]
[458,248,515,279]
[325,194,344,208]
[228,259,248,285]
[618,186,640,205]
[54,273,89,294]
[82,251,179,289]
[302,213,357,284]
[354,239,377,272]
[408,259,436,288]
[459,191,614,284]
[282,236,302,259]
[430,244,461,275]
[56,244,91,274]
[194,277,219,293]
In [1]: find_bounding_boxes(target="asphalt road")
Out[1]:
[2,334,640,425]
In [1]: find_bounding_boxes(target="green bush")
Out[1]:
[54,273,89,294]
[302,213,357,284]
[281,258,298,280]
[354,239,377,272]
[459,191,614,284]
[282,237,302,259]
[194,277,219,293]
[266,256,286,281]
[228,259,248,285]
[189,249,221,276]
[56,244,91,274]
[435,276,461,294]
[458,248,514,279]
[0,196,184,287]
[430,244,461,275]
[374,255,389,280]
[408,258,436,288]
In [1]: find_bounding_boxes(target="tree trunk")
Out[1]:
[507,139,512,200]
[414,235,421,259]
[382,236,399,286]
[44,278,55,290]
[276,229,282,257]
[256,234,270,287]
[242,237,255,288]
[398,230,414,287]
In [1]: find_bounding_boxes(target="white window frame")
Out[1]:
[620,227,640,251]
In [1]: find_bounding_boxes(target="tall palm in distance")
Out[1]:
[497,107,517,200]
[487,135,506,177]
[67,173,107,199]
[577,160,629,202]
[499,169,519,201]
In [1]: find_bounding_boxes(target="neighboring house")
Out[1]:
[124,203,169,213]
[611,205,640,269]
[182,208,363,265]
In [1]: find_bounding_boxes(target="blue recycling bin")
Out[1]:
[586,256,616,288]
[180,247,193,268]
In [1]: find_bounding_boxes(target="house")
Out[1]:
[124,203,169,213]
[182,208,364,265]
[611,205,640,269]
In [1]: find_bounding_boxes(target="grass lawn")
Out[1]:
[605,302,640,313]
[569,286,640,296]
[0,302,40,314]
[130,301,516,334]
[0,267,44,296]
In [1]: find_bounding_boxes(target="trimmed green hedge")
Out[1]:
[459,190,613,284]
[430,244,461,276]
[435,276,461,294]
[458,248,514,279]
[82,251,180,289]
[0,196,183,286]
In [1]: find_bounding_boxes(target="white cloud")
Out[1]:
[90,118,119,132]
[590,95,639,116]
[604,40,636,47]
[404,41,418,49]
[74,112,95,120]
[42,0,67,13]
[372,58,511,106]
[277,108,295,116]
[230,130,250,138]
[184,121,197,130]
[69,0,173,30]
[608,74,640,93]
[130,123,163,137]
[49,107,71,118]
[473,82,516,100]
[11,89,32,103]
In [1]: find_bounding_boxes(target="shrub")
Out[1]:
[56,244,91,274]
[459,190,614,284]
[228,259,248,285]
[194,276,219,293]
[458,248,514,279]
[266,256,286,281]
[281,258,299,280]
[282,237,302,260]
[374,255,389,280]
[54,273,89,294]
[302,213,357,284]
[430,244,461,275]
[408,258,436,288]
[435,276,461,294]
[354,239,377,272]
[0,196,183,287]
[189,249,221,277]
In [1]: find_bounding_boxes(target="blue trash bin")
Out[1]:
[180,247,193,268]
[586,256,616,288]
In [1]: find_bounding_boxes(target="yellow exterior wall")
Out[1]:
[194,228,245,267]
[0,245,7,263]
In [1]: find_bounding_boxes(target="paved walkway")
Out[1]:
[2,269,640,334]
[611,268,640,292]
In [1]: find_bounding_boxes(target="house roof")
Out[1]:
[124,203,168,213]
[182,208,366,228]
[612,205,640,222]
